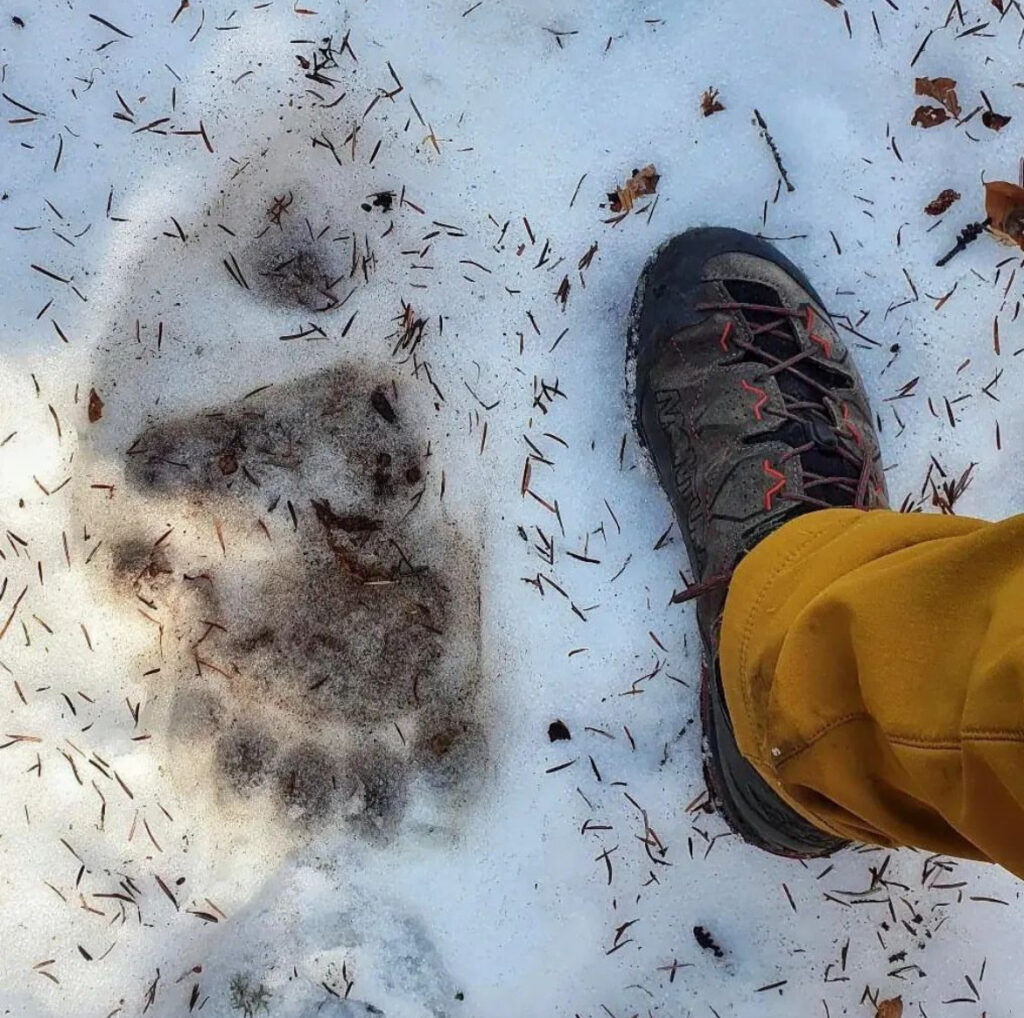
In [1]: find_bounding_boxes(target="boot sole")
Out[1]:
[699,661,844,858]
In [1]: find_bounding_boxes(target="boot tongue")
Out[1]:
[802,415,839,450]
[723,280,864,508]
[723,279,850,396]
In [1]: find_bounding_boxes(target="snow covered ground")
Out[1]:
[2,1,1024,1016]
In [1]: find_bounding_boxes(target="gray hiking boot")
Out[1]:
[628,227,888,857]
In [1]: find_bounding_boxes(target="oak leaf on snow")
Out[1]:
[985,180,1024,247]
[915,76,961,118]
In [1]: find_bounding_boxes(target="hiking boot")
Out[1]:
[627,227,888,857]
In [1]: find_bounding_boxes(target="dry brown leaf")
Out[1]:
[875,998,903,1018]
[985,180,1024,247]
[915,76,961,118]
[992,0,1005,11]
[701,87,725,117]
[925,188,961,215]
[87,388,104,423]
[911,105,950,128]
[983,110,1012,131]
[607,164,660,213]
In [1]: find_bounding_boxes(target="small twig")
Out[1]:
[936,217,990,266]
[754,109,795,192]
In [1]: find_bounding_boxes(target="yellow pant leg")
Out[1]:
[719,508,1024,874]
